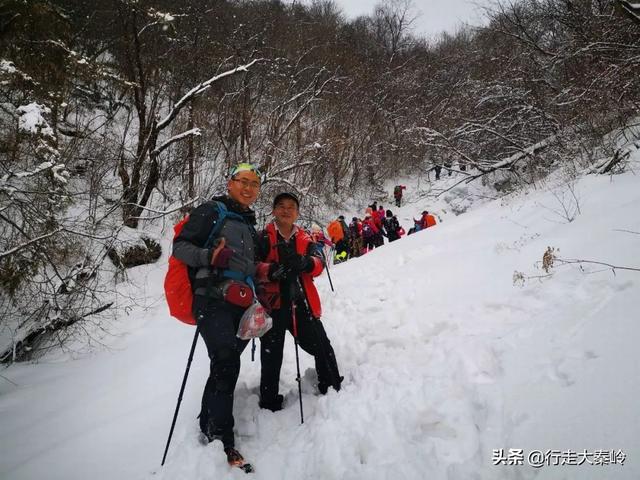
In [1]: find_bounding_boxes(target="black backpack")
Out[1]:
[384,216,398,233]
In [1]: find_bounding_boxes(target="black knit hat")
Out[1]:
[273,192,299,208]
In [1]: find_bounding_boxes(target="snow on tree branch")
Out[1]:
[2,161,57,183]
[268,161,316,179]
[0,228,64,260]
[151,128,201,157]
[156,59,261,132]
[16,103,54,138]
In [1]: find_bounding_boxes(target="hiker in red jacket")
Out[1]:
[361,215,379,252]
[393,185,406,207]
[255,192,342,411]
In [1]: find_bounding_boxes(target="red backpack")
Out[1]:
[164,218,196,324]
[164,201,245,325]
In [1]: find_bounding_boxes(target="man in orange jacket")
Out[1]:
[255,192,342,411]
[419,210,437,229]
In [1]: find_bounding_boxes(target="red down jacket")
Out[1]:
[255,223,324,318]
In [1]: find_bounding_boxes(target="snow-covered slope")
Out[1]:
[1,161,639,480]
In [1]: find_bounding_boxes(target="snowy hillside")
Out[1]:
[1,161,639,480]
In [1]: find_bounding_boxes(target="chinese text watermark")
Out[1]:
[492,449,626,468]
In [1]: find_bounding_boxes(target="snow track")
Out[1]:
[1,164,639,479]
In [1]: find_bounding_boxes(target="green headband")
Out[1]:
[229,163,261,178]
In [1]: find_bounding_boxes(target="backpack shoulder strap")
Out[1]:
[203,200,247,248]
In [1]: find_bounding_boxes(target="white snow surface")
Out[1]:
[1,161,639,479]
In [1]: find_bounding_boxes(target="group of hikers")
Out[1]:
[313,192,438,264]
[168,163,342,471]
[318,203,404,263]
[166,164,438,471]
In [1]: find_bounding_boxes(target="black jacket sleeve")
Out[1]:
[172,202,220,267]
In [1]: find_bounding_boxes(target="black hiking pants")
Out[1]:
[194,295,249,448]
[259,299,340,402]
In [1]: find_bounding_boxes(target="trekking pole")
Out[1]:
[161,325,200,466]
[291,300,304,424]
[295,278,341,393]
[319,249,335,293]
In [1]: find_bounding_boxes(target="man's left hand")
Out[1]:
[281,252,313,273]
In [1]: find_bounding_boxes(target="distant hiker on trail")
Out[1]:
[327,216,350,261]
[349,216,363,257]
[373,206,386,247]
[310,223,333,259]
[338,215,351,241]
[255,192,343,412]
[434,165,442,180]
[170,163,262,469]
[393,185,406,207]
[383,209,401,242]
[361,215,378,252]
[408,211,437,235]
[417,210,437,230]
[336,215,351,261]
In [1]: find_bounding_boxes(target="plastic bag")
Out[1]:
[236,301,273,339]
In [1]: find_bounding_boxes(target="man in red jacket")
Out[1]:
[255,192,342,411]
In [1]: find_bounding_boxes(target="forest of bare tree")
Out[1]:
[1,0,638,361]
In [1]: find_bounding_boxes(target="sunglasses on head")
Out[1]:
[229,162,262,178]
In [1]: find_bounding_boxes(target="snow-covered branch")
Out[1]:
[488,134,558,171]
[126,198,201,220]
[277,74,334,144]
[268,161,316,179]
[0,228,63,260]
[156,59,261,132]
[151,128,201,157]
[264,176,311,194]
[1,161,62,183]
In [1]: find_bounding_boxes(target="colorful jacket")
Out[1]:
[255,223,324,318]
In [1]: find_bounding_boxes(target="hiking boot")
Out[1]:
[259,394,284,412]
[225,446,245,466]
[318,376,344,395]
[225,446,254,473]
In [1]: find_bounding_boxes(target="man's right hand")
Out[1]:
[210,238,233,268]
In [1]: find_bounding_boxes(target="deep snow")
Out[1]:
[1,158,639,480]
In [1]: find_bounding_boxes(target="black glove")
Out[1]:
[280,252,313,273]
[268,262,289,281]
